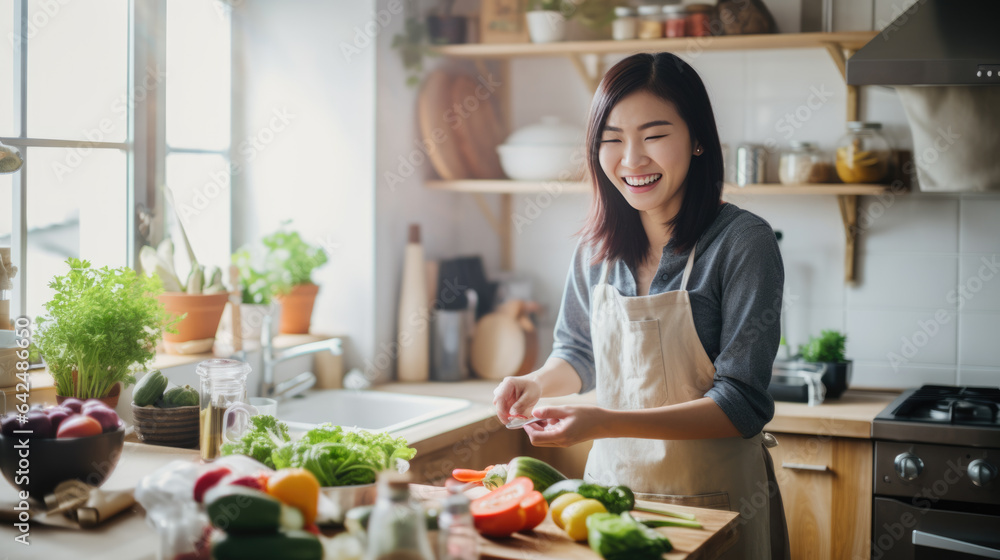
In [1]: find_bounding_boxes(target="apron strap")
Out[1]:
[679,243,698,292]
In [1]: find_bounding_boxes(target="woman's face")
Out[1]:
[598,90,698,216]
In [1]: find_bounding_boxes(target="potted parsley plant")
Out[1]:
[34,258,175,407]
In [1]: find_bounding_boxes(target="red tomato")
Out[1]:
[56,415,103,439]
[519,490,548,532]
[470,477,533,537]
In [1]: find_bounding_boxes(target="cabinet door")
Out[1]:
[769,433,873,560]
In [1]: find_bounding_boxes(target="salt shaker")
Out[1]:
[438,490,478,560]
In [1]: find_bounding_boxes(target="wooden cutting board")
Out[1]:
[418,70,470,180]
[412,485,740,560]
[450,73,506,179]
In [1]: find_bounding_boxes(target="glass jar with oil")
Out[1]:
[196,358,252,461]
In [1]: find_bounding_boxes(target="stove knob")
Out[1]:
[894,452,924,481]
[967,460,997,488]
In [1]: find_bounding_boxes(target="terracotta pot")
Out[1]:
[274,283,319,334]
[158,292,230,344]
[57,381,122,408]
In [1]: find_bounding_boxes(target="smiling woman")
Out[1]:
[492,52,789,560]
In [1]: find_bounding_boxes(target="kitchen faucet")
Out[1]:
[258,314,334,400]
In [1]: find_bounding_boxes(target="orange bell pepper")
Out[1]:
[266,468,321,525]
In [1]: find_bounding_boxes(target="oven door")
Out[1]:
[873,498,1000,559]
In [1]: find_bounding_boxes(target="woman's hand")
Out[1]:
[493,376,542,424]
[523,405,607,447]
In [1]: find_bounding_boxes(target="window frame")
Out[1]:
[2,0,234,320]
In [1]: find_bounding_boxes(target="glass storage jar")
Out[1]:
[637,4,664,39]
[685,3,716,37]
[779,141,833,184]
[196,358,252,461]
[663,5,687,37]
[612,6,639,40]
[835,122,891,183]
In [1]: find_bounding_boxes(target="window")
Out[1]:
[1,0,232,325]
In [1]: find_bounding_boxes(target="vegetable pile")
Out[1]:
[0,400,122,439]
[220,416,416,487]
[195,465,323,560]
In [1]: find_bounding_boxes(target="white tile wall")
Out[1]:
[847,254,958,310]
[958,313,1000,368]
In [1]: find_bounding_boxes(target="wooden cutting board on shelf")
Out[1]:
[418,70,470,180]
[412,485,740,559]
[450,73,506,179]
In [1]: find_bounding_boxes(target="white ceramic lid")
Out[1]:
[504,116,584,146]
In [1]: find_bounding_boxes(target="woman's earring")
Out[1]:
[694,146,703,155]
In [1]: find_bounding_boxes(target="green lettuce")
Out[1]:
[271,423,416,486]
[219,415,291,468]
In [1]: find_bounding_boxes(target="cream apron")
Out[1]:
[584,245,789,560]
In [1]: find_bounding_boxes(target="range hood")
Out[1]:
[846,0,1000,86]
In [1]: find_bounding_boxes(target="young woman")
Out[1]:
[492,53,788,559]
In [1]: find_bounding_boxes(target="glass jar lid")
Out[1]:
[637,5,663,16]
[662,4,687,16]
[196,358,252,380]
[847,121,882,131]
[614,6,637,17]
[789,141,818,150]
[684,4,716,13]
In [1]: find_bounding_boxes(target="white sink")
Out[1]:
[277,389,471,433]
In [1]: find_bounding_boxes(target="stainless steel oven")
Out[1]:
[871,386,1000,560]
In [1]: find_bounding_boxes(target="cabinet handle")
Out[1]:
[912,531,1000,558]
[781,462,830,472]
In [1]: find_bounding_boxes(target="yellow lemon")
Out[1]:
[550,492,585,530]
[560,498,608,541]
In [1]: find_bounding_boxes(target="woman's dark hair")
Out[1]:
[581,52,724,270]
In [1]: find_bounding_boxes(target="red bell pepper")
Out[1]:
[469,477,548,537]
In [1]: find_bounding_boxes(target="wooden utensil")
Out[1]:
[418,70,470,180]
[470,300,539,380]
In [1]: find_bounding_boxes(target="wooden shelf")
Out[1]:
[429,31,877,59]
[426,179,892,196]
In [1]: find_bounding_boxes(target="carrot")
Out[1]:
[452,465,495,483]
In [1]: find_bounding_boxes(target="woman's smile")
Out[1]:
[623,173,663,193]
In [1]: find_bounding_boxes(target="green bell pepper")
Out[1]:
[542,479,636,514]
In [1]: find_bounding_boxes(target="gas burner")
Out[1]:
[926,398,999,423]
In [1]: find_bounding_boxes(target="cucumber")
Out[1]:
[484,457,568,493]
[206,486,304,534]
[160,384,199,408]
[212,529,323,560]
[542,479,585,504]
[133,370,168,407]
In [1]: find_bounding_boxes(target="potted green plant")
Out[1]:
[230,244,287,344]
[799,329,852,399]
[33,258,175,407]
[140,237,229,355]
[238,225,328,335]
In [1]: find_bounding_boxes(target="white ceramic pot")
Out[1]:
[526,10,567,43]
[497,144,585,181]
[497,116,586,180]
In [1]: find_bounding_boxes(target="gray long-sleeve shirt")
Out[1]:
[551,203,784,438]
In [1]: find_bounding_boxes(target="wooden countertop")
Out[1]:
[379,381,899,440]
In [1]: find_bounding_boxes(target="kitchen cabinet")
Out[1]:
[425,31,903,282]
[768,432,873,560]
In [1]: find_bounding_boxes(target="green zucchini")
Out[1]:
[483,456,568,492]
[206,486,304,534]
[133,370,168,407]
[542,479,585,503]
[212,529,323,560]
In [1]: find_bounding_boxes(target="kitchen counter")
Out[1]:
[0,381,896,559]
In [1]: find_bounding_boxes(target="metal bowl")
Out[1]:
[319,483,377,524]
